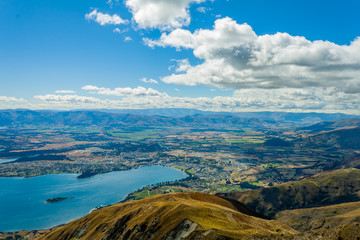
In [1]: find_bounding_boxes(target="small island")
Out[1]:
[45,197,74,204]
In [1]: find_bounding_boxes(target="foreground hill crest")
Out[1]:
[38,192,297,240]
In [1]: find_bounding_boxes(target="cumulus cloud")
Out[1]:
[0,96,26,102]
[125,0,206,30]
[82,85,166,96]
[113,28,129,34]
[30,87,360,114]
[101,88,360,114]
[32,94,115,110]
[232,88,347,111]
[113,28,121,33]
[124,36,132,42]
[85,9,128,26]
[34,94,101,104]
[140,78,159,84]
[169,59,192,72]
[55,90,76,94]
[145,17,360,93]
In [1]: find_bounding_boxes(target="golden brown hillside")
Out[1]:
[275,201,360,232]
[38,192,298,240]
[219,168,360,218]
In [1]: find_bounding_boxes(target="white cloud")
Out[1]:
[232,88,336,111]
[169,59,192,72]
[125,0,206,30]
[55,90,76,94]
[145,17,360,93]
[85,9,128,26]
[113,28,121,33]
[34,94,101,104]
[106,0,119,8]
[32,94,114,110]
[124,36,132,42]
[196,6,210,13]
[82,85,166,96]
[140,78,159,84]
[0,96,26,102]
[100,89,360,114]
[29,87,360,114]
[113,28,129,33]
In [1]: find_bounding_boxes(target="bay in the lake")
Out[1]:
[0,166,187,232]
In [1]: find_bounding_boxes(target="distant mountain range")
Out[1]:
[84,108,358,124]
[299,118,360,133]
[0,109,358,128]
[0,109,274,129]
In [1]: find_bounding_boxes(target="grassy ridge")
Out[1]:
[219,168,360,218]
[38,192,297,240]
[275,201,360,232]
[300,127,360,149]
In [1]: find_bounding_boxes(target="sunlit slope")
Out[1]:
[38,192,297,240]
[219,168,360,218]
[276,201,360,232]
[300,127,360,149]
[300,118,360,133]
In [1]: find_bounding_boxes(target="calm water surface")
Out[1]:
[0,166,187,232]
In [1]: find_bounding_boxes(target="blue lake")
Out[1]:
[0,166,187,232]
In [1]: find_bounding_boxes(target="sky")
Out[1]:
[1,0,360,113]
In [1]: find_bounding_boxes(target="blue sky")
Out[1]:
[1,0,360,113]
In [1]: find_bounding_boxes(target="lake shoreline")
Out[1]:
[0,165,188,232]
[0,164,187,179]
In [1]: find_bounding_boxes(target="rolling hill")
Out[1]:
[218,168,360,218]
[218,168,360,237]
[38,192,297,240]
[299,118,360,133]
[275,201,360,232]
[299,127,360,149]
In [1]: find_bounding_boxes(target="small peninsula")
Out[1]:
[45,197,74,204]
